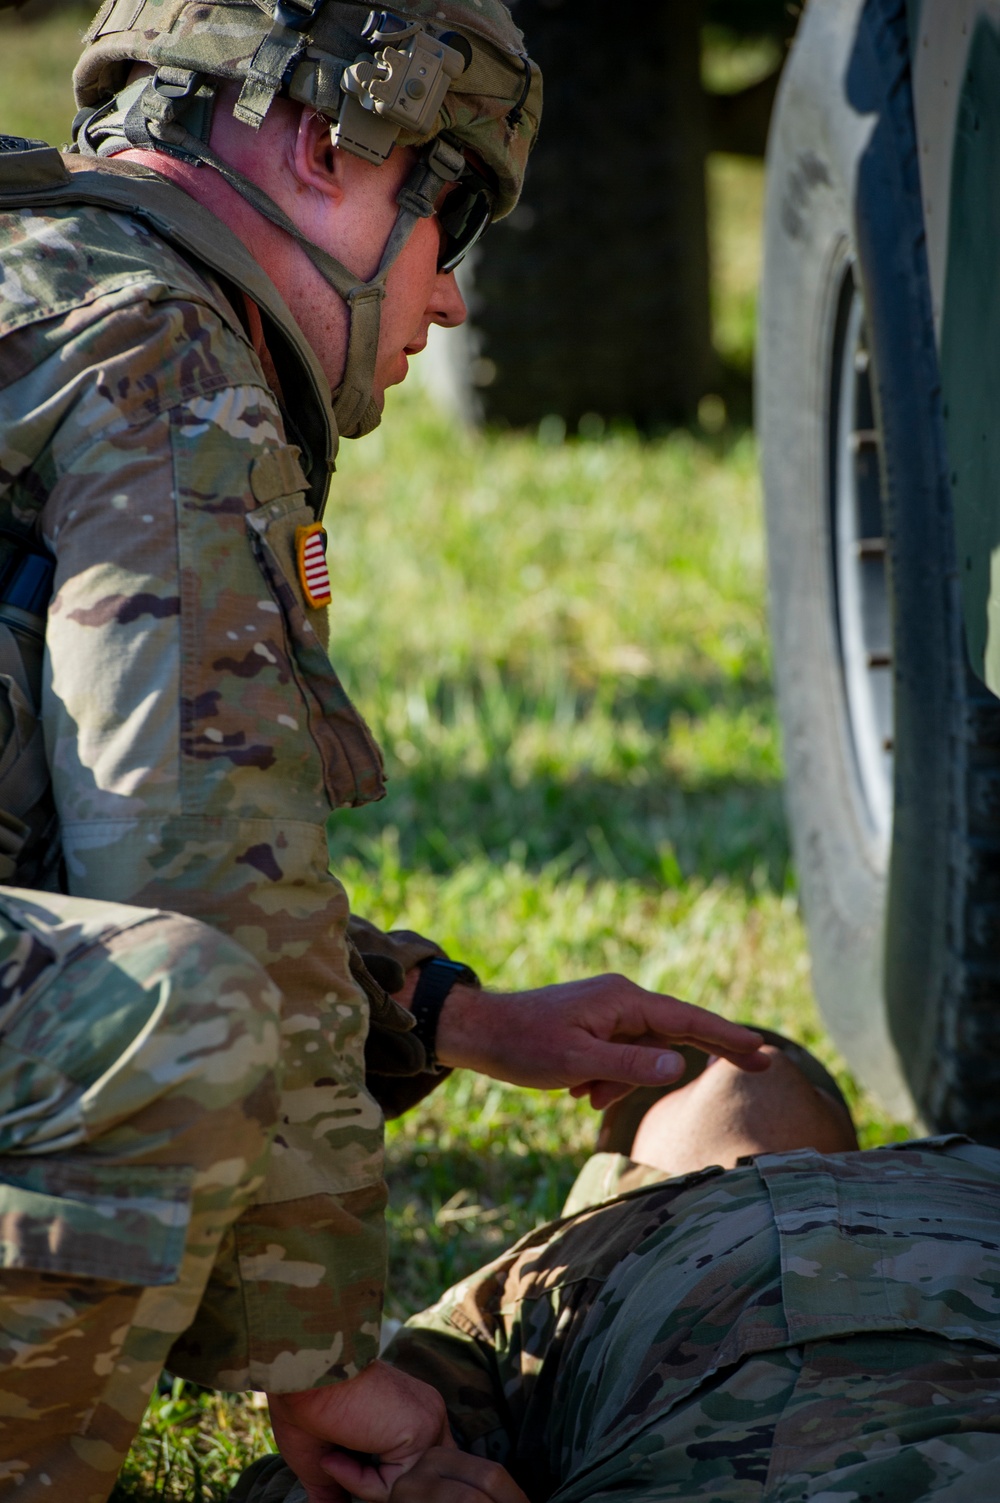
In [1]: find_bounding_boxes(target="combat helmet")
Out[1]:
[72,0,542,439]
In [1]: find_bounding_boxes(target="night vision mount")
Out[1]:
[335,9,473,164]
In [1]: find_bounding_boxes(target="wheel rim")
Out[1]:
[830,267,894,859]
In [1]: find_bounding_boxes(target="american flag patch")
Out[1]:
[295,523,332,609]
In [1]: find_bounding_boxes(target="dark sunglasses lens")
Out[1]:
[438,183,494,273]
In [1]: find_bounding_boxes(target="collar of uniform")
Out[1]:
[59,152,338,513]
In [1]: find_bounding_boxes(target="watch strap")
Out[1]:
[410,956,480,1072]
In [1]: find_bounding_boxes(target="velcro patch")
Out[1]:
[296,522,332,609]
[250,445,308,505]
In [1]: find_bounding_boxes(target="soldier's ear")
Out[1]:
[291,108,348,204]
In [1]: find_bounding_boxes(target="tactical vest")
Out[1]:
[0,135,341,887]
[0,138,337,503]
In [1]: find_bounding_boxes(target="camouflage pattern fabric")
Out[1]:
[0,886,280,1500]
[386,1138,1000,1500]
[237,1138,1000,1502]
[0,190,391,1396]
[74,0,543,219]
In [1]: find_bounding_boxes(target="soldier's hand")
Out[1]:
[435,974,770,1110]
[384,1447,530,1502]
[267,1360,451,1503]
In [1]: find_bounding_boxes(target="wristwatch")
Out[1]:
[410,956,480,1072]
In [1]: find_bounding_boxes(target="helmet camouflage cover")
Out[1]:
[74,0,542,218]
[71,0,540,441]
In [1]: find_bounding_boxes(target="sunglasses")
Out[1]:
[435,162,497,273]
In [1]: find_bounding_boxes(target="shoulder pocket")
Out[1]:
[246,491,385,810]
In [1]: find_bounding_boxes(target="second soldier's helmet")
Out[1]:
[72,1,541,438]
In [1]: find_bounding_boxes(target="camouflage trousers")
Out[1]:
[0,887,282,1502]
[236,1139,1000,1503]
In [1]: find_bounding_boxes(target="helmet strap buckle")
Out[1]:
[143,68,206,126]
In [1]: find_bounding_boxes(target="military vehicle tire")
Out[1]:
[757,0,1000,1138]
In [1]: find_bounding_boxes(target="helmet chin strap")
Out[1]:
[129,80,465,439]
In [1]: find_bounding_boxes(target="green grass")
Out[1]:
[702,26,784,94]
[110,1383,275,1503]
[0,3,91,147]
[3,13,915,1499]
[710,153,765,378]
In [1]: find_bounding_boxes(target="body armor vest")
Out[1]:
[0,136,338,886]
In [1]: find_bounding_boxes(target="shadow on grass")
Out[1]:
[333,773,789,891]
[329,668,791,893]
[598,661,772,732]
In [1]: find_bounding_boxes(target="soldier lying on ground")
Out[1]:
[0,2,769,1498]
[232,1039,1000,1503]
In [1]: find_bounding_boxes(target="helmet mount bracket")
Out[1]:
[335,26,469,164]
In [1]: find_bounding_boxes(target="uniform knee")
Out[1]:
[79,909,283,1158]
[132,910,281,1074]
[0,897,282,1198]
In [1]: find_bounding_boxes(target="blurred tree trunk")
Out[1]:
[708,65,782,156]
[455,0,713,428]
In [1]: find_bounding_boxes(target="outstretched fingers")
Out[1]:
[575,1032,769,1088]
[630,992,768,1061]
[562,987,771,1107]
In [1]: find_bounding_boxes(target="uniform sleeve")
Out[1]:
[11,287,387,1391]
[384,1270,516,1463]
[347,912,469,1118]
[384,1215,574,1487]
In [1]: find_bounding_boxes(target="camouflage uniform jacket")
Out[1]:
[0,163,391,1390]
[383,1137,1000,1501]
